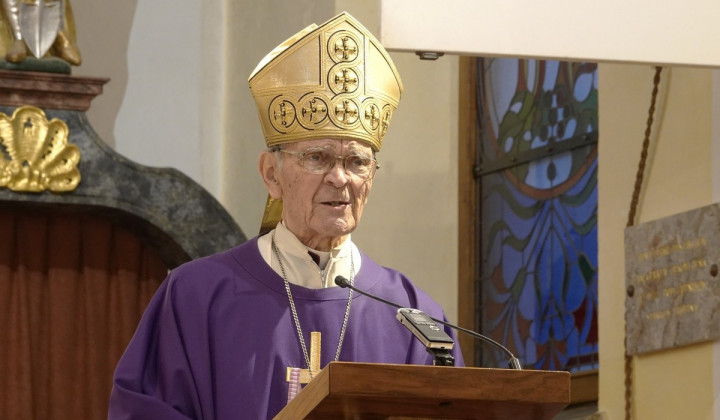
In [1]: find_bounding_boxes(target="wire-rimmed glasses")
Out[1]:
[273,146,379,180]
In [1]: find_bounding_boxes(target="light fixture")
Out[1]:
[415,51,445,60]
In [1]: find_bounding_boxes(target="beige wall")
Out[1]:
[598,64,715,419]
[73,0,227,197]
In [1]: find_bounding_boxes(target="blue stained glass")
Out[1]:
[477,58,599,372]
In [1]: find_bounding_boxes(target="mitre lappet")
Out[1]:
[248,11,404,233]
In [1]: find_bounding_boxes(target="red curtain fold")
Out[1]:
[0,208,168,419]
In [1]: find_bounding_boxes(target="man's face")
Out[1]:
[272,138,375,250]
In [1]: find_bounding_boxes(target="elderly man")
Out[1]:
[109,12,462,420]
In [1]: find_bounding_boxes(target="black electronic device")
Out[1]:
[396,308,454,350]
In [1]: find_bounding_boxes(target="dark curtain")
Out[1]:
[0,208,168,419]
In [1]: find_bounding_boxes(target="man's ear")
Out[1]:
[258,151,283,199]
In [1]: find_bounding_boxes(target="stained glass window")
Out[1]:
[476,58,598,372]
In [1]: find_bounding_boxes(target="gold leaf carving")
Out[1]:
[0,106,80,192]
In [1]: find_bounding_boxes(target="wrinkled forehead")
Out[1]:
[284,138,374,154]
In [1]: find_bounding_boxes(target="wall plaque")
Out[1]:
[625,203,720,355]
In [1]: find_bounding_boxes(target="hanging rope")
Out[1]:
[627,67,663,228]
[624,65,663,420]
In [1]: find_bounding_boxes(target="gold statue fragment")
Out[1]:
[0,0,81,65]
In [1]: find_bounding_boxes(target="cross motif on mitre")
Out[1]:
[334,100,358,124]
[333,36,358,61]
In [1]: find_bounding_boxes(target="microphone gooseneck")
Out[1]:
[335,275,403,309]
[334,275,523,370]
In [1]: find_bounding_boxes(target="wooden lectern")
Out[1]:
[274,362,570,420]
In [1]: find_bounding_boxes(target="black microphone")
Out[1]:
[335,275,523,370]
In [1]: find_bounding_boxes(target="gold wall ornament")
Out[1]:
[0,105,80,192]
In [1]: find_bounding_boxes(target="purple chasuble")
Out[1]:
[109,236,464,419]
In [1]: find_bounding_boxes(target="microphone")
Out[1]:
[334,275,523,370]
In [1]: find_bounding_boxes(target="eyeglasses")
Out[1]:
[273,146,379,180]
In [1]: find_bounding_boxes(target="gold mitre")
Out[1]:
[248,12,403,152]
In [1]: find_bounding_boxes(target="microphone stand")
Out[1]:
[335,276,523,370]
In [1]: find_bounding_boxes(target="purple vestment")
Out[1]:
[109,237,464,419]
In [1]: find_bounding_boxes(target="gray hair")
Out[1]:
[269,145,285,169]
